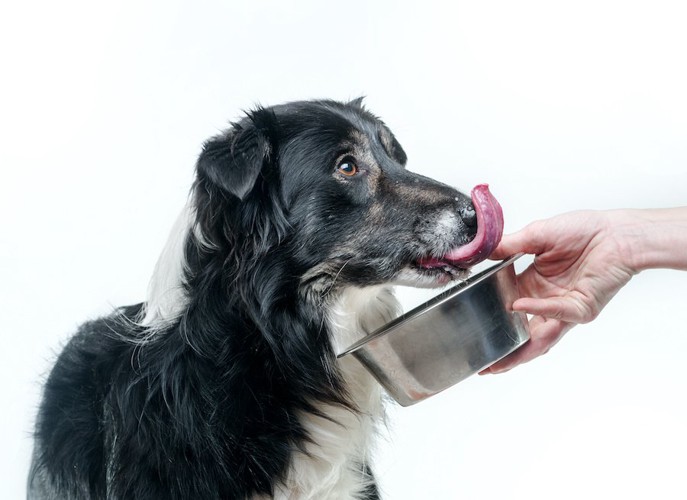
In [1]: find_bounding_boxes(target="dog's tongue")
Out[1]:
[443,184,504,267]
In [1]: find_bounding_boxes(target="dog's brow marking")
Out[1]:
[349,129,369,147]
[349,130,383,194]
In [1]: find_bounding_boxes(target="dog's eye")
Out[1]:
[337,161,358,177]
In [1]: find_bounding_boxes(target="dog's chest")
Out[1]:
[271,286,400,500]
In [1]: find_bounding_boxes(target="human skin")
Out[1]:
[481,207,687,374]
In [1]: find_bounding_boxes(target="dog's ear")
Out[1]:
[196,112,272,200]
[386,130,407,166]
[348,96,366,110]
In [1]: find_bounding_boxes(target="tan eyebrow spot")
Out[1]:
[339,129,381,195]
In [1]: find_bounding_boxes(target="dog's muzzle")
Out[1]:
[417,184,504,269]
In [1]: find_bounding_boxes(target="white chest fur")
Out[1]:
[268,286,400,500]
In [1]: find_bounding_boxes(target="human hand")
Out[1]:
[481,210,637,374]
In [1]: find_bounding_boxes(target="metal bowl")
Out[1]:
[338,254,530,406]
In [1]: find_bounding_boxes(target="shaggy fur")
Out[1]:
[29,99,478,499]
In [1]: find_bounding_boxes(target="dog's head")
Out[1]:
[194,99,503,297]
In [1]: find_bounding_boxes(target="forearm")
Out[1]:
[615,207,687,272]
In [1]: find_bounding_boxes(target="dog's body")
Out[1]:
[29,99,491,499]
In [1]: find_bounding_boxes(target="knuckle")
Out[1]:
[584,303,601,322]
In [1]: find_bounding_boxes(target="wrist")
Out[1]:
[613,208,687,273]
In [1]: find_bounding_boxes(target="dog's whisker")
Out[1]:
[324,258,354,298]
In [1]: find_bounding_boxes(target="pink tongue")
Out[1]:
[442,184,504,267]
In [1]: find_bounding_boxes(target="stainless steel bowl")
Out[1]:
[338,254,530,406]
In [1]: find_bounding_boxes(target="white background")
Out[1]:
[2,1,686,498]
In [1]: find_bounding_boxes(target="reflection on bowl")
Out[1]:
[338,255,530,406]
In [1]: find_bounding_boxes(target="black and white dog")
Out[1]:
[29,99,503,499]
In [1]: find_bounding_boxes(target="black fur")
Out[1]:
[29,99,476,499]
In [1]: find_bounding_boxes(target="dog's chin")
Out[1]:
[392,264,471,289]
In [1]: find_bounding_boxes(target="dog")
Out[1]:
[29,98,503,499]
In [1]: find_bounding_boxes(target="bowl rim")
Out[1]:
[337,253,523,358]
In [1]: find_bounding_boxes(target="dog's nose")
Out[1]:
[460,205,477,228]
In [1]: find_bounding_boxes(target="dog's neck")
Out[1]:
[140,207,404,498]
[271,285,400,499]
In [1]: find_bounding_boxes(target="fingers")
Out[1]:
[489,232,526,260]
[479,316,572,374]
[512,297,593,324]
[490,223,547,260]
[478,297,582,374]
